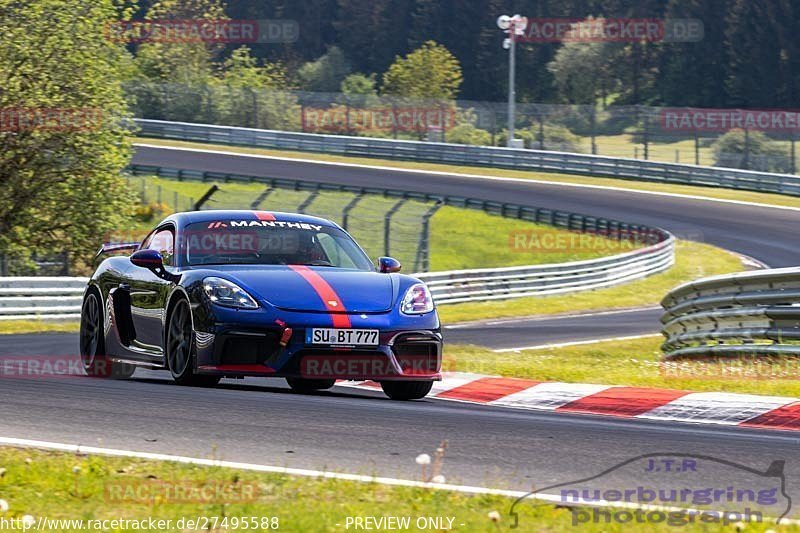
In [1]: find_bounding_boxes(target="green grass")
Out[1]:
[445,337,800,398]
[130,176,633,272]
[438,240,743,324]
[136,137,800,210]
[0,447,789,532]
[0,321,79,335]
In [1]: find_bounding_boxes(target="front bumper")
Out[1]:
[195,324,443,381]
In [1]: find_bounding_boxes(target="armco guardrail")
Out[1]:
[418,237,674,304]
[660,268,800,359]
[0,277,87,321]
[135,119,800,197]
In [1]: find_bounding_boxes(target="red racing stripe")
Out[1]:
[254,211,276,221]
[740,402,800,430]
[557,387,690,417]
[289,265,352,328]
[437,377,538,403]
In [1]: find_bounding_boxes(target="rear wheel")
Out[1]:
[80,291,135,379]
[286,378,336,393]
[380,380,433,401]
[166,299,220,387]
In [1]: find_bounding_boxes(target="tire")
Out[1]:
[79,291,135,379]
[166,299,220,387]
[286,378,336,393]
[380,380,434,401]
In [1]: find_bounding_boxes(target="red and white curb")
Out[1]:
[337,373,800,431]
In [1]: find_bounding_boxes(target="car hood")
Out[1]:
[194,265,397,313]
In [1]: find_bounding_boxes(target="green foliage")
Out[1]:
[297,46,352,92]
[212,47,300,130]
[712,129,791,173]
[0,0,136,273]
[546,18,620,105]
[340,73,377,96]
[497,125,585,152]
[381,41,463,100]
[445,123,492,146]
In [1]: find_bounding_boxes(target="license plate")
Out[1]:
[306,328,380,346]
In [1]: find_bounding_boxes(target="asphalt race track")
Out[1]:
[442,307,663,350]
[1,334,800,510]
[3,145,800,515]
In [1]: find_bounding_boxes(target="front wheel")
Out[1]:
[166,299,220,387]
[286,378,336,393]
[80,291,135,379]
[380,380,433,401]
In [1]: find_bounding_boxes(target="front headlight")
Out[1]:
[202,277,259,309]
[400,283,434,315]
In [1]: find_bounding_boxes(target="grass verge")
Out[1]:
[438,240,743,323]
[0,447,788,532]
[0,321,79,335]
[133,176,636,271]
[445,337,800,398]
[136,137,800,210]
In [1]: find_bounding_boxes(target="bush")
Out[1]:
[712,129,791,173]
[498,124,584,152]
[445,123,491,146]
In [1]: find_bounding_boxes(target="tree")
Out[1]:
[381,41,463,100]
[341,73,378,96]
[547,18,620,105]
[0,0,135,273]
[128,0,225,122]
[213,47,300,130]
[297,46,352,92]
[712,129,791,173]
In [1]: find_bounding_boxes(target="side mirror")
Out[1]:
[130,249,163,270]
[379,256,401,273]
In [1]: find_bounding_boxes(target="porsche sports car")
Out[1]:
[80,210,442,400]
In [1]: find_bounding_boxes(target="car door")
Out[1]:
[127,224,176,355]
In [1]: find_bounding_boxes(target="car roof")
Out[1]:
[159,210,340,229]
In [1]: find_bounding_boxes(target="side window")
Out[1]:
[147,229,174,267]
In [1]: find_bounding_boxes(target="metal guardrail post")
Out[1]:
[341,193,364,231]
[297,191,319,213]
[194,185,219,210]
[384,199,407,257]
[414,202,443,272]
[250,187,273,209]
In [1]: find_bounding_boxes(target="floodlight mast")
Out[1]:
[497,14,527,147]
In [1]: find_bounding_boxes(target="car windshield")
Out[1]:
[182,221,373,270]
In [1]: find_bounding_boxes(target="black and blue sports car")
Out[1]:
[80,210,442,400]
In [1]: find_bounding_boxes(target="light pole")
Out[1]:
[497,14,527,148]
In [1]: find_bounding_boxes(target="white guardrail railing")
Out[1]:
[417,236,674,304]
[660,267,800,360]
[135,119,800,197]
[1,235,674,319]
[0,277,87,321]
